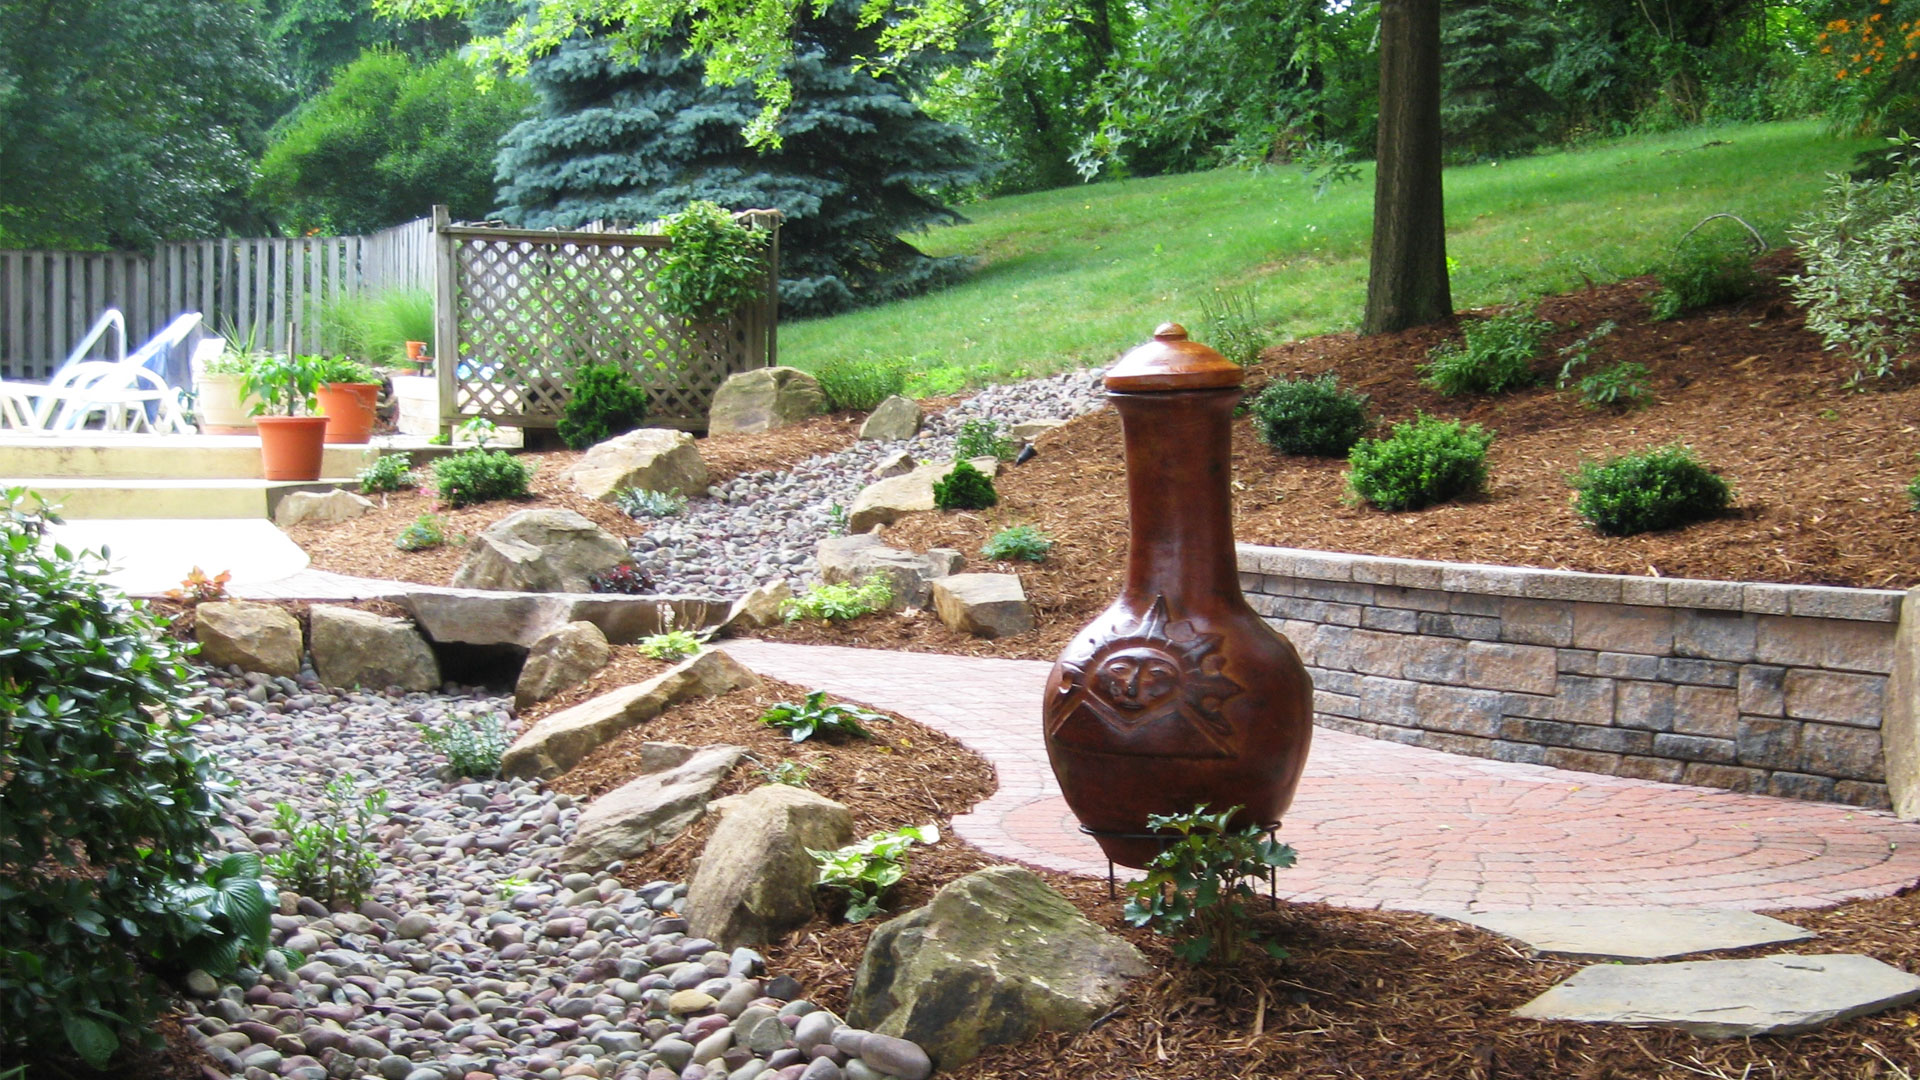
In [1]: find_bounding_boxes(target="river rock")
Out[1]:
[685,785,854,946]
[558,744,750,871]
[561,428,710,501]
[194,601,304,677]
[451,509,631,593]
[709,368,825,435]
[308,605,441,692]
[514,621,611,710]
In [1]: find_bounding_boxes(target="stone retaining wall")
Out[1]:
[1237,545,1910,810]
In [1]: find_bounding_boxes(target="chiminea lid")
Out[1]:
[1105,323,1244,391]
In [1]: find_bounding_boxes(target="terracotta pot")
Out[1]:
[254,416,330,481]
[316,382,379,444]
[405,340,427,361]
[195,372,262,435]
[1043,324,1314,869]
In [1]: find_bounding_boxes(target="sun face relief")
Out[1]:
[1047,596,1243,758]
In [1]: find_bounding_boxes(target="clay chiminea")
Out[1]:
[1044,323,1314,869]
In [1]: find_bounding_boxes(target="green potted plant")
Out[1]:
[310,355,382,444]
[241,354,329,480]
[197,320,270,434]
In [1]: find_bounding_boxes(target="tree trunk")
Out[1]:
[1362,0,1452,335]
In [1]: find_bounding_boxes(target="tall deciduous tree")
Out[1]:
[1363,0,1452,335]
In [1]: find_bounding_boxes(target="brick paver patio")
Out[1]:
[719,639,1920,912]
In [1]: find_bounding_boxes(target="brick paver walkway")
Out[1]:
[719,640,1920,912]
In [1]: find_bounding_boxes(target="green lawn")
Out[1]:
[776,119,1872,394]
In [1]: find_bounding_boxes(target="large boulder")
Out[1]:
[847,458,1000,534]
[558,744,749,871]
[684,785,854,947]
[717,580,793,636]
[708,367,824,435]
[847,865,1149,1069]
[858,396,922,441]
[514,621,611,710]
[931,574,1034,638]
[559,428,710,501]
[500,649,760,780]
[195,601,303,677]
[308,606,441,692]
[451,509,631,593]
[817,534,963,610]
[274,489,375,529]
[404,591,730,649]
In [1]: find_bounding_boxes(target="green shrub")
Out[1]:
[264,773,387,908]
[558,363,650,450]
[1649,230,1758,321]
[1123,805,1296,964]
[981,524,1053,562]
[1575,362,1653,410]
[1248,375,1371,456]
[394,514,448,552]
[656,200,771,322]
[933,459,998,511]
[310,355,380,384]
[1569,445,1732,536]
[434,449,532,508]
[1789,141,1920,382]
[954,418,1018,461]
[1420,309,1551,396]
[810,824,939,922]
[156,853,273,982]
[816,356,909,412]
[761,759,816,788]
[1198,286,1266,366]
[0,488,228,1067]
[1347,414,1495,511]
[613,486,685,519]
[759,689,887,743]
[1909,472,1920,513]
[419,713,513,778]
[781,574,893,622]
[359,453,419,495]
[639,630,702,661]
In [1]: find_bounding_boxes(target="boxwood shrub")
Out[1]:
[1570,445,1732,536]
[1248,374,1371,456]
[1346,415,1495,511]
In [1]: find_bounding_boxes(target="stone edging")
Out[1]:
[1237,544,1914,811]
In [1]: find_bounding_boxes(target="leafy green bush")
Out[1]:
[0,489,228,1067]
[816,356,909,412]
[639,630,702,661]
[434,450,532,508]
[1789,141,1920,382]
[558,363,650,450]
[933,459,998,511]
[761,760,816,788]
[1420,309,1551,396]
[954,418,1018,461]
[310,355,380,384]
[613,487,685,519]
[810,825,939,922]
[158,854,273,981]
[419,713,513,778]
[759,690,887,743]
[1569,445,1732,536]
[781,574,894,622]
[1346,414,1495,511]
[1198,286,1266,366]
[1649,230,1758,321]
[394,514,448,552]
[981,524,1053,562]
[1248,375,1371,456]
[1575,362,1653,410]
[264,773,387,908]
[1123,805,1296,964]
[359,453,419,495]
[656,200,771,321]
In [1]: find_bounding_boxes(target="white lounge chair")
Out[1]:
[0,311,201,433]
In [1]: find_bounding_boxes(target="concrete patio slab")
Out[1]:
[46,518,310,595]
[1437,908,1816,961]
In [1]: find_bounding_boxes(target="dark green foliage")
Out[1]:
[1570,445,1732,536]
[265,0,472,97]
[954,418,1018,461]
[1249,375,1371,457]
[981,525,1053,562]
[156,854,273,981]
[557,363,650,450]
[434,450,532,507]
[0,489,225,1067]
[493,1,988,316]
[816,357,909,412]
[256,50,533,235]
[1649,232,1758,321]
[656,202,773,321]
[360,453,420,495]
[1575,362,1653,410]
[1440,0,1557,159]
[1122,805,1296,964]
[1421,310,1552,396]
[933,460,998,511]
[1347,414,1494,511]
[264,774,387,908]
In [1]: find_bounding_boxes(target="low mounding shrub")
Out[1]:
[558,363,649,450]
[1648,229,1758,321]
[933,459,998,511]
[434,449,532,508]
[1347,414,1494,511]
[781,574,894,622]
[1569,445,1732,536]
[981,524,1052,562]
[816,357,908,412]
[1248,374,1371,456]
[0,488,226,1068]
[358,452,419,495]
[1420,309,1551,396]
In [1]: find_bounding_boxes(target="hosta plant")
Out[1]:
[811,824,940,922]
[759,690,887,743]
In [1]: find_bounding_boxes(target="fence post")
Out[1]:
[431,205,458,438]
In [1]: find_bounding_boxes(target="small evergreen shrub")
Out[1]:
[933,459,998,511]
[419,713,513,778]
[1649,231,1758,321]
[358,453,418,495]
[1123,804,1297,964]
[558,363,649,450]
[1569,445,1732,536]
[434,449,532,508]
[656,200,770,321]
[1420,309,1552,396]
[981,524,1053,562]
[954,418,1018,461]
[1248,375,1371,456]
[612,486,685,519]
[816,356,908,412]
[1198,286,1266,366]
[781,574,893,622]
[264,773,386,908]
[394,514,448,552]
[1347,414,1495,511]
[588,564,655,594]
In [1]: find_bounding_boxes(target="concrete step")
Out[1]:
[8,478,358,519]
[45,518,311,594]
[0,434,384,479]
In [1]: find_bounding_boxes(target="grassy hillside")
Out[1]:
[777,120,1872,393]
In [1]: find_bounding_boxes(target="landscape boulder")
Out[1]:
[708,367,824,435]
[931,574,1034,638]
[817,534,963,610]
[858,395,923,441]
[404,590,730,648]
[846,458,1000,534]
[274,489,375,529]
[684,785,854,946]
[718,580,793,635]
[500,649,760,780]
[451,509,631,593]
[559,428,710,501]
[308,606,441,692]
[847,865,1149,1068]
[558,744,749,871]
[1010,419,1066,442]
[870,450,917,479]
[195,601,303,677]
[514,620,612,710]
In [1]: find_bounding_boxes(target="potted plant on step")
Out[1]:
[197,320,270,434]
[242,354,329,481]
[311,355,382,444]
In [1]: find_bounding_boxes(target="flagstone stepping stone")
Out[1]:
[1442,908,1815,962]
[1513,953,1920,1038]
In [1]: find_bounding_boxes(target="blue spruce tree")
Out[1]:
[494,2,987,316]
